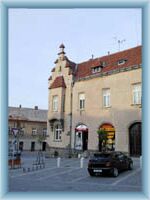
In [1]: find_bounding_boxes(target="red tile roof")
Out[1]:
[49,76,66,89]
[76,46,142,79]
[65,58,76,75]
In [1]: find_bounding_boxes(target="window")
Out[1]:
[32,128,37,136]
[79,93,85,110]
[133,84,141,105]
[54,124,62,141]
[117,59,127,65]
[43,128,47,136]
[92,66,101,73]
[101,61,107,67]
[52,95,58,111]
[103,89,111,107]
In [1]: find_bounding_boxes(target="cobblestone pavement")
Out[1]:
[9,152,142,192]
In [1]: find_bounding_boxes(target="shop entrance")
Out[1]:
[75,124,88,151]
[99,123,115,151]
[129,122,141,157]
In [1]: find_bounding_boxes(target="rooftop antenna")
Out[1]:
[118,39,126,51]
[113,37,126,51]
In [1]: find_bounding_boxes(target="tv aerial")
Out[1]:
[113,37,126,51]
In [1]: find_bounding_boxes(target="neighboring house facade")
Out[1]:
[47,44,142,157]
[8,106,48,151]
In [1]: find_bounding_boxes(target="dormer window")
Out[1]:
[92,66,102,73]
[117,59,127,65]
[100,61,107,67]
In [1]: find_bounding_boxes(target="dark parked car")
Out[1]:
[88,151,133,177]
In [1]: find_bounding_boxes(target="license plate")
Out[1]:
[93,169,102,172]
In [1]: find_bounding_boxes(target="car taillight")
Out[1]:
[88,160,92,167]
[105,162,112,167]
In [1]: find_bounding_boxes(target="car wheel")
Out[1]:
[128,162,133,170]
[112,168,119,177]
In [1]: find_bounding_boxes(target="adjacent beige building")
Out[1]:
[48,44,142,157]
[8,106,48,151]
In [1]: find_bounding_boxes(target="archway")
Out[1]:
[129,122,141,157]
[42,142,46,151]
[99,123,115,151]
[75,124,88,151]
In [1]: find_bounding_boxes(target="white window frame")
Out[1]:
[54,124,62,141]
[42,128,47,136]
[103,88,111,108]
[117,59,127,65]
[92,66,101,73]
[132,84,141,105]
[79,93,85,110]
[52,95,58,112]
[32,128,37,136]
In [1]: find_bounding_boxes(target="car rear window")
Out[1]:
[93,153,111,158]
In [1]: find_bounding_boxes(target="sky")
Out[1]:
[9,8,142,110]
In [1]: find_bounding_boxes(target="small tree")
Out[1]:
[97,129,107,152]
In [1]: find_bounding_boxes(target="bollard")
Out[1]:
[23,168,26,173]
[57,157,61,168]
[140,156,142,169]
[80,157,84,168]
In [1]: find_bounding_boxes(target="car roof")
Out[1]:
[93,151,123,155]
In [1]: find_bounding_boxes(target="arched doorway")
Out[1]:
[129,122,141,157]
[42,142,46,151]
[75,124,88,151]
[99,123,115,151]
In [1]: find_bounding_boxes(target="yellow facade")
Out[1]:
[47,45,142,156]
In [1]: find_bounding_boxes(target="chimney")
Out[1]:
[19,105,22,108]
[34,106,38,110]
[108,51,110,55]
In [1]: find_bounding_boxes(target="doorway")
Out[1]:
[82,132,88,151]
[129,122,141,157]
[99,123,115,151]
[75,124,88,151]
[42,142,46,151]
[31,142,35,151]
[19,141,24,151]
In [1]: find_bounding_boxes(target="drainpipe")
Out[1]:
[69,86,73,154]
